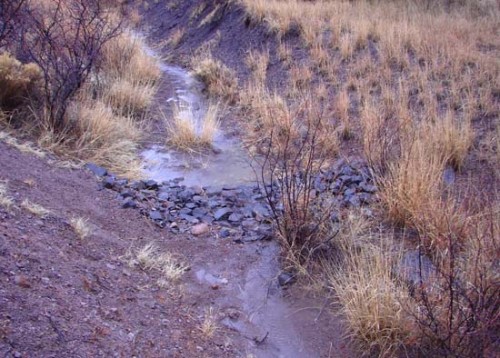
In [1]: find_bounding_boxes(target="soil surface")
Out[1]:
[0,139,354,357]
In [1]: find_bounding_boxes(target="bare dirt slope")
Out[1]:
[0,140,241,357]
[0,139,352,357]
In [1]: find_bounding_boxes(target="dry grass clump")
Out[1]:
[165,103,220,152]
[192,54,238,103]
[21,199,51,218]
[99,31,161,117]
[70,217,92,239]
[327,214,412,356]
[199,306,218,338]
[0,53,41,109]
[128,243,189,285]
[0,181,14,210]
[67,99,143,177]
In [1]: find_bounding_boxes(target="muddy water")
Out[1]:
[140,55,255,188]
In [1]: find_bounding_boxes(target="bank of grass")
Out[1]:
[0,9,160,178]
[231,0,499,355]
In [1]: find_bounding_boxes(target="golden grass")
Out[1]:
[0,53,41,109]
[167,27,185,47]
[199,306,218,338]
[68,99,143,178]
[21,199,51,218]
[192,54,238,103]
[129,243,189,285]
[70,217,92,239]
[326,214,412,356]
[166,103,220,151]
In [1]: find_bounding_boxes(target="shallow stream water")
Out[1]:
[140,52,254,188]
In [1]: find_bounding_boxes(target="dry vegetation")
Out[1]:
[127,243,189,287]
[165,103,220,151]
[189,0,499,355]
[0,0,161,177]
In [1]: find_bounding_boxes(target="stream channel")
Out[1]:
[138,47,347,357]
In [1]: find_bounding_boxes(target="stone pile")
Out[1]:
[85,159,378,241]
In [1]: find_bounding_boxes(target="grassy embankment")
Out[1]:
[176,0,499,355]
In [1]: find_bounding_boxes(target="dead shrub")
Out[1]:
[257,91,339,269]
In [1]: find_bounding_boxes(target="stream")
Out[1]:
[138,45,348,357]
[140,55,254,188]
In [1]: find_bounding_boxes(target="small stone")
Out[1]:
[191,223,210,236]
[214,207,233,221]
[178,189,194,202]
[85,163,107,177]
[158,191,170,201]
[348,195,361,208]
[192,207,208,218]
[103,176,115,189]
[252,204,270,219]
[443,166,456,185]
[149,210,163,221]
[219,229,231,238]
[143,180,159,190]
[180,214,199,224]
[185,202,197,209]
[228,213,243,223]
[14,275,31,288]
[122,198,137,209]
[344,188,356,196]
[129,181,145,190]
[359,182,377,193]
[278,272,296,287]
[120,189,134,198]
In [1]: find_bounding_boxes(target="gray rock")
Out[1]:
[214,207,233,221]
[252,204,270,219]
[130,181,145,190]
[205,187,221,196]
[149,210,163,221]
[228,213,243,222]
[359,181,377,193]
[120,189,134,198]
[179,208,192,216]
[443,166,456,185]
[180,214,199,224]
[192,207,208,218]
[158,191,170,201]
[122,198,137,209]
[143,179,159,190]
[359,193,372,204]
[85,163,107,177]
[219,229,231,238]
[347,195,361,208]
[278,272,296,286]
[344,188,356,196]
[398,250,436,289]
[178,189,194,202]
[185,202,197,209]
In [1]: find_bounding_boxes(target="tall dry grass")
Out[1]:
[165,103,220,151]
[236,0,499,354]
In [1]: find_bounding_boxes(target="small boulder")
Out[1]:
[214,207,233,221]
[191,223,210,236]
